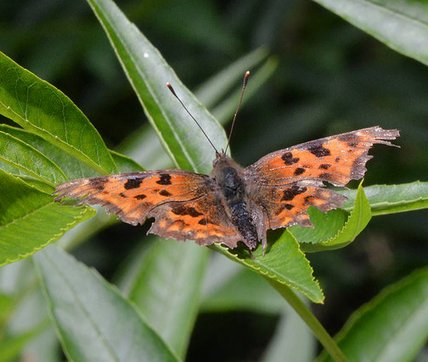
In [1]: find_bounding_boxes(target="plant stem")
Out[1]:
[267,278,348,362]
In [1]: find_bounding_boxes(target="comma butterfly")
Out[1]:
[55,125,399,252]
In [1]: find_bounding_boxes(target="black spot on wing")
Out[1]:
[281,152,300,165]
[282,185,307,201]
[294,167,305,176]
[124,178,143,190]
[157,173,172,185]
[171,205,203,217]
[284,203,294,210]
[338,134,360,147]
[90,178,107,191]
[307,143,331,157]
[319,164,331,170]
[119,192,127,198]
[159,190,172,197]
[134,194,147,200]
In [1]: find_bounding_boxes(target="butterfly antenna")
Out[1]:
[166,83,218,153]
[224,70,251,154]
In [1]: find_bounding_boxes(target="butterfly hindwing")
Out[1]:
[148,195,241,248]
[252,182,347,229]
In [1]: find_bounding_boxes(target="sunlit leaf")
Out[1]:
[343,181,428,216]
[0,52,116,175]
[0,171,95,266]
[215,231,324,303]
[298,184,371,251]
[0,130,66,186]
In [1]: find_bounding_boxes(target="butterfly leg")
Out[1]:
[261,234,268,256]
[252,206,268,255]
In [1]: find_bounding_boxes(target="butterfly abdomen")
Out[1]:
[214,162,259,249]
[229,202,258,249]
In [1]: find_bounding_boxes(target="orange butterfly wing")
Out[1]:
[55,171,241,248]
[254,183,347,229]
[245,126,399,229]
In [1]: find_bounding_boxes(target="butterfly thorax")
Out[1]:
[211,153,259,249]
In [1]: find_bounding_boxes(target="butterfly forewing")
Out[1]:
[55,170,241,246]
[247,126,399,187]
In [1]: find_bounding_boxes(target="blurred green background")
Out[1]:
[2,0,428,360]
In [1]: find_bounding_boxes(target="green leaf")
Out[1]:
[109,149,144,173]
[0,124,143,177]
[215,231,324,303]
[0,130,66,186]
[343,181,428,216]
[299,184,372,252]
[34,245,179,362]
[312,0,428,67]
[0,170,95,266]
[127,239,209,359]
[0,52,116,175]
[0,124,98,180]
[86,0,227,173]
[320,267,428,362]
[289,208,348,246]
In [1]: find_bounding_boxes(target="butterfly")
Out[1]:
[55,126,399,252]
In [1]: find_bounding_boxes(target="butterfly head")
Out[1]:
[212,150,243,177]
